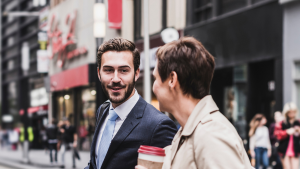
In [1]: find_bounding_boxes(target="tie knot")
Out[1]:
[108,109,118,121]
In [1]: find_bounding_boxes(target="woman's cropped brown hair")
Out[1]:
[156,37,215,99]
[97,37,140,71]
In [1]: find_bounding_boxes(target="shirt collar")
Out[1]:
[109,89,139,120]
[181,95,219,136]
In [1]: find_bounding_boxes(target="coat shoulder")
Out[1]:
[195,111,242,143]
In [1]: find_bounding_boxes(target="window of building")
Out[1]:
[79,88,96,150]
[134,0,166,40]
[223,65,247,140]
[189,0,270,24]
[4,0,18,12]
[295,62,300,110]
[192,0,213,23]
[218,0,247,14]
[4,22,18,36]
[5,46,18,58]
[7,59,15,70]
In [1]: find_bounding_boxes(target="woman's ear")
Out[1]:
[168,71,178,89]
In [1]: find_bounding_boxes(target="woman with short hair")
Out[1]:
[136,37,252,169]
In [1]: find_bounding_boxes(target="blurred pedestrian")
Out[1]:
[19,124,34,163]
[2,129,8,149]
[269,111,283,169]
[57,120,64,151]
[46,119,58,165]
[9,128,19,150]
[249,114,271,169]
[275,102,300,169]
[40,126,48,152]
[60,117,78,168]
[78,121,88,150]
[0,127,3,149]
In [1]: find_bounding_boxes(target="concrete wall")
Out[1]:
[121,0,134,41]
[167,0,186,30]
[283,1,300,104]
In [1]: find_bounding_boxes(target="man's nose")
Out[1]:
[112,71,121,82]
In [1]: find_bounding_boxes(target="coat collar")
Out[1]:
[181,95,219,136]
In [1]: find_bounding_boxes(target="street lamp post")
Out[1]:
[143,0,151,103]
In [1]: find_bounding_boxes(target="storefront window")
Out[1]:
[56,93,74,123]
[79,88,96,150]
[223,65,248,140]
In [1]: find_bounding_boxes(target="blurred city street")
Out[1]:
[0,0,300,168]
[0,149,89,169]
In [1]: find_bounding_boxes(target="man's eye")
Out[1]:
[121,69,128,72]
[105,69,113,72]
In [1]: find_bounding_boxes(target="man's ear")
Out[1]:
[168,71,178,89]
[97,67,101,82]
[135,68,140,82]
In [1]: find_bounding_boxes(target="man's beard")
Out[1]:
[101,76,135,105]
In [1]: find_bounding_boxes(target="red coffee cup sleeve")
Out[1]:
[138,145,166,156]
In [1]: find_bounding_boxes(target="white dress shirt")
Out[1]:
[95,89,140,160]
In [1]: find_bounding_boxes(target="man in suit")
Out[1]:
[85,38,177,169]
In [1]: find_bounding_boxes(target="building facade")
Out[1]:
[185,0,283,142]
[281,0,300,109]
[1,0,50,148]
[47,0,111,150]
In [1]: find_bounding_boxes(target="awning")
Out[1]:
[50,64,89,91]
[19,105,48,115]
[50,64,98,92]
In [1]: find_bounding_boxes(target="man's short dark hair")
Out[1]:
[156,37,215,99]
[97,37,140,71]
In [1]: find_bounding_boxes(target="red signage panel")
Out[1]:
[50,64,89,91]
[108,0,122,29]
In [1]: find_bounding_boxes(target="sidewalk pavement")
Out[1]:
[0,149,90,169]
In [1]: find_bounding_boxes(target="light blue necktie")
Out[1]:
[97,108,119,169]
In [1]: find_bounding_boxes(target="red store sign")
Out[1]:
[48,10,88,68]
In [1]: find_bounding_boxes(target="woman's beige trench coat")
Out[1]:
[162,95,253,169]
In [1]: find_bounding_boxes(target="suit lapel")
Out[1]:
[101,97,147,168]
[91,106,109,160]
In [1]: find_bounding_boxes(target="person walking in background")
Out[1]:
[275,103,300,169]
[78,121,88,150]
[269,111,283,169]
[249,114,271,169]
[0,127,4,149]
[56,120,64,152]
[40,126,48,153]
[46,119,58,165]
[60,117,78,169]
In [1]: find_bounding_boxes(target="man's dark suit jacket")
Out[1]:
[85,96,177,169]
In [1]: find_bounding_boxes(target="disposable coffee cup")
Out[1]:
[138,145,165,169]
